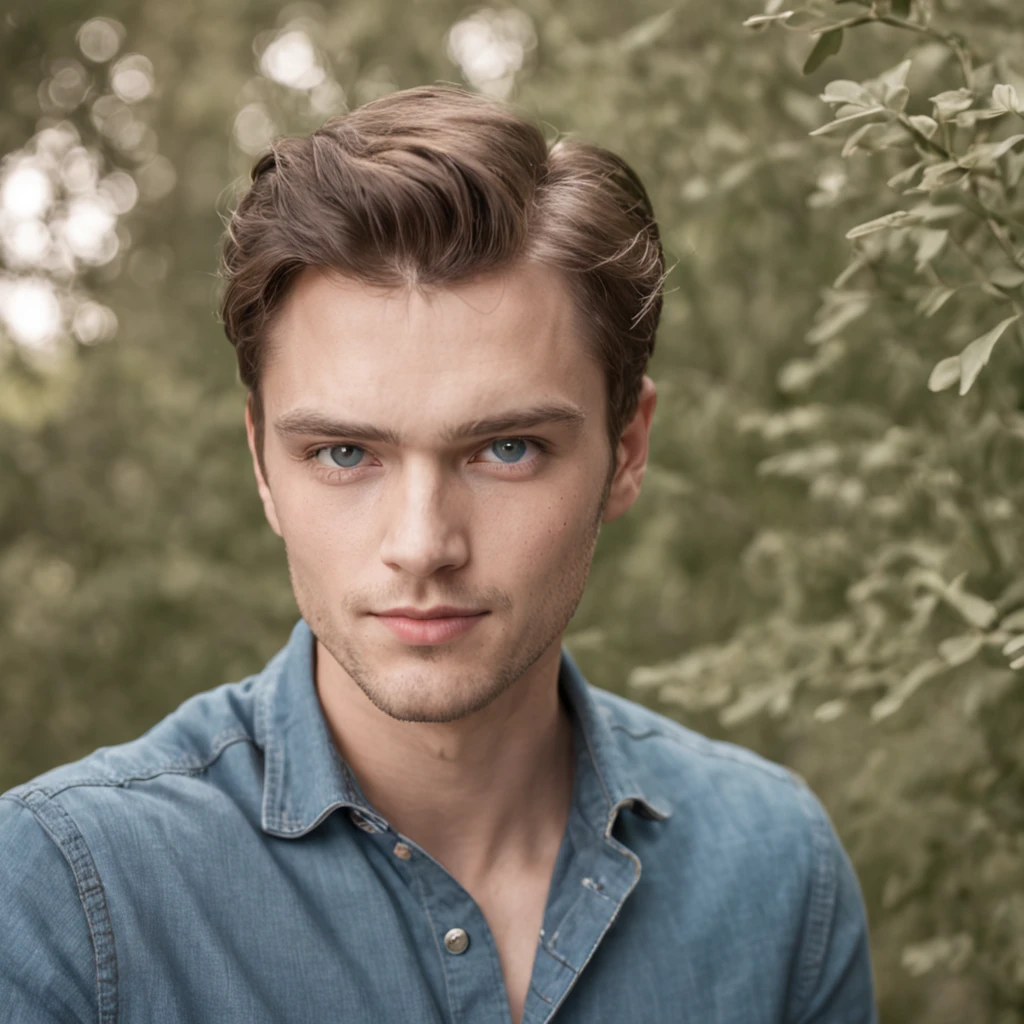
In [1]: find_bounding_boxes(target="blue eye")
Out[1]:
[309,436,546,478]
[490,438,529,463]
[320,444,365,469]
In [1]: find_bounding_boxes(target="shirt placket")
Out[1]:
[522,835,642,1024]
[349,808,514,1024]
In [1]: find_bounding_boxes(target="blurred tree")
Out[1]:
[625,1,1024,1018]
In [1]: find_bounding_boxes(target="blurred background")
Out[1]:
[2,0,1023,1019]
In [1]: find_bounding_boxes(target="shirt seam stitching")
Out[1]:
[790,787,838,1019]
[258,667,288,832]
[605,717,795,784]
[4,791,118,1024]
[13,729,254,800]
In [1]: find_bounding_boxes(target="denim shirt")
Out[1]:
[0,618,877,1023]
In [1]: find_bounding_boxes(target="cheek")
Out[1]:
[478,487,592,559]
[276,497,371,567]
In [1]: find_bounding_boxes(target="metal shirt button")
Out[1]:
[444,928,469,954]
[392,842,412,860]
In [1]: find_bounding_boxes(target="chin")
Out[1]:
[369,692,487,725]
[360,669,507,725]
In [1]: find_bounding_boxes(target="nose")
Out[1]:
[378,460,469,578]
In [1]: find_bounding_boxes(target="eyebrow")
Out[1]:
[273,401,587,446]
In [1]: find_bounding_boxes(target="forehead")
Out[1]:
[261,262,604,433]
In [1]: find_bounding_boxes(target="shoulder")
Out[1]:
[3,674,264,804]
[589,684,841,899]
[0,795,99,1021]
[592,685,876,1020]
[590,683,811,816]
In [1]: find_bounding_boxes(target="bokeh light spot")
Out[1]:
[3,220,51,267]
[0,277,63,350]
[64,197,118,264]
[110,54,154,104]
[134,155,176,201]
[234,103,278,155]
[446,9,536,98]
[259,30,324,90]
[98,171,139,215]
[72,300,118,344]
[77,18,125,64]
[2,164,53,219]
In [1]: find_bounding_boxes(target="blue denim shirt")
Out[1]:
[1,618,876,1023]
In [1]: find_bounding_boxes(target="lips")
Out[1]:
[373,611,488,645]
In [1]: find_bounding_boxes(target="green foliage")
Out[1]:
[2,0,1023,1020]
[626,1,1024,1017]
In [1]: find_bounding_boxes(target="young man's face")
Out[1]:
[247,261,655,723]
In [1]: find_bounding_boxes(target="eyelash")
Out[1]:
[303,437,553,483]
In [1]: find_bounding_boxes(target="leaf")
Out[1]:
[846,210,916,239]
[841,122,880,157]
[944,581,999,629]
[871,658,948,721]
[877,59,913,95]
[619,9,675,52]
[993,83,1023,114]
[911,203,963,223]
[806,293,871,344]
[913,161,966,192]
[915,228,948,269]
[888,160,924,189]
[986,133,1024,160]
[927,356,961,392]
[990,267,1024,289]
[812,699,848,723]
[958,315,1020,395]
[955,108,1005,129]
[718,159,757,191]
[999,608,1024,631]
[886,86,910,113]
[803,28,844,75]
[907,115,939,138]
[957,135,1024,168]
[930,88,975,120]
[720,678,795,727]
[834,256,868,288]
[821,80,870,106]
[809,106,887,136]
[938,633,984,666]
[743,11,795,26]
[916,286,956,317]
[891,0,912,15]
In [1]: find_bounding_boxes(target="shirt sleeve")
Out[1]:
[787,779,878,1024]
[0,794,97,1024]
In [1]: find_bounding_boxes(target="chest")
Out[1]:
[101,810,799,1024]
[473,871,554,1024]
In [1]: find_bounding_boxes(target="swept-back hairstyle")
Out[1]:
[219,83,665,482]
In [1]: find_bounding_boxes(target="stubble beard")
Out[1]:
[287,464,612,724]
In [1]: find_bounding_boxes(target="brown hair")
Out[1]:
[219,83,665,485]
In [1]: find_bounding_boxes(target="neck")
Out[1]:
[315,639,576,888]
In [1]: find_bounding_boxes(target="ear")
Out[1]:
[245,395,283,538]
[602,375,657,524]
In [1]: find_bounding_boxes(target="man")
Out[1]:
[0,85,876,1023]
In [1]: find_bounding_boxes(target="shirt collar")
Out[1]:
[255,617,670,839]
